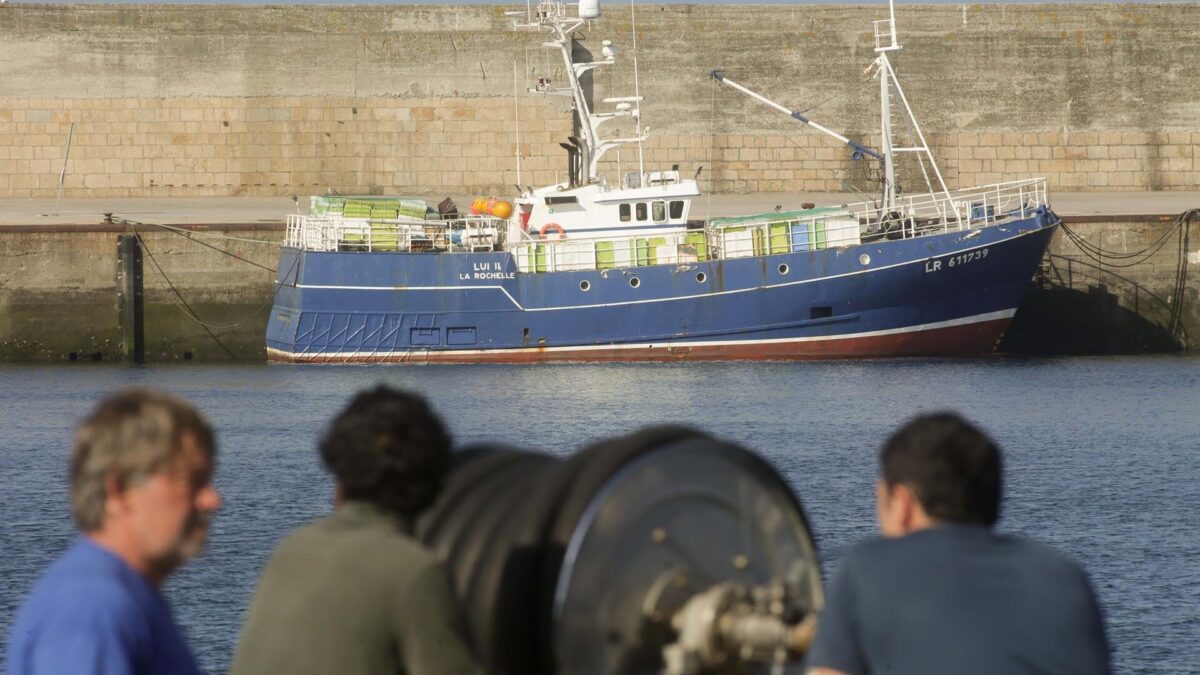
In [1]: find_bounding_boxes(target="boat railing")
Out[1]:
[843,177,1049,236]
[507,211,862,273]
[508,230,710,273]
[873,18,898,50]
[285,213,513,253]
[706,213,863,259]
[506,178,1048,273]
[285,178,1049,272]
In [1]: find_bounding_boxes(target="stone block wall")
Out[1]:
[2,3,1199,197]
[0,96,570,197]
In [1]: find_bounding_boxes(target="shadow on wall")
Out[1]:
[1001,278,1185,356]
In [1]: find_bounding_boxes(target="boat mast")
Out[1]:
[514,61,522,187]
[630,0,645,184]
[516,1,645,186]
[875,0,899,211]
[873,0,956,221]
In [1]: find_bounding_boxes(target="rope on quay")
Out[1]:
[108,216,298,356]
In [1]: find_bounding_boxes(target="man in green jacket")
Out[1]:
[231,386,483,675]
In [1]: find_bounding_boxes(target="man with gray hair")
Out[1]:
[6,389,221,675]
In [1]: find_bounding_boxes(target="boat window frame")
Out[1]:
[669,200,685,220]
[652,201,667,223]
[619,203,631,222]
[635,202,648,221]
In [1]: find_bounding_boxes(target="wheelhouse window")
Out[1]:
[619,204,631,222]
[652,201,666,222]
[670,200,685,219]
[635,203,648,221]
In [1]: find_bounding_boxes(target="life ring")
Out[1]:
[539,222,566,240]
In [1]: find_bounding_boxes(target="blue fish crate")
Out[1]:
[970,202,996,221]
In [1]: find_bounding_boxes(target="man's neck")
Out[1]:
[905,512,940,534]
[87,530,167,588]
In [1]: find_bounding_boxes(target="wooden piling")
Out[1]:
[116,233,145,364]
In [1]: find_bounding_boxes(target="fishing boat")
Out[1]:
[265,0,1058,363]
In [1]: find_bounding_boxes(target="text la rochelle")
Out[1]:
[461,261,516,280]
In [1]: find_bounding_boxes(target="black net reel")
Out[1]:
[416,426,823,675]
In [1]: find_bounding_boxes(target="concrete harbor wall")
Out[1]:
[2,3,1200,197]
[1046,216,1197,350]
[0,225,278,360]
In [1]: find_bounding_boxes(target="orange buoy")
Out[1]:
[539,222,566,239]
[490,200,513,219]
[469,197,488,215]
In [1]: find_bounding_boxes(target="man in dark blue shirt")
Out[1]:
[807,412,1111,675]
[6,389,220,675]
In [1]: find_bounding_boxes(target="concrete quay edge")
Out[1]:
[1,192,1198,230]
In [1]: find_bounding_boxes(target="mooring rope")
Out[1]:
[113,217,298,356]
[1057,209,1195,346]
[150,222,281,246]
[1058,215,1187,268]
[137,221,279,274]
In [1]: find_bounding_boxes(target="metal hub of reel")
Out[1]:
[416,426,823,675]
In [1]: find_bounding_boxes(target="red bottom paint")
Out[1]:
[268,317,1013,364]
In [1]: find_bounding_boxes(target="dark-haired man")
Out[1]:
[807,412,1111,675]
[7,389,219,675]
[231,386,482,675]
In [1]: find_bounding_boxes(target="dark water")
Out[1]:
[1,356,1197,674]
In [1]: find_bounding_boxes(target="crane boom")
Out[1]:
[709,71,882,161]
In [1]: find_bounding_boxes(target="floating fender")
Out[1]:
[416,427,823,675]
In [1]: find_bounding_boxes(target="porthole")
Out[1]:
[629,276,641,288]
[579,280,591,292]
[778,263,789,275]
[859,253,871,266]
[695,272,707,283]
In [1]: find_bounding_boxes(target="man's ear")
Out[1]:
[892,483,920,531]
[104,472,129,519]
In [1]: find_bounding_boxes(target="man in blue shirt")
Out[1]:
[7,389,221,675]
[807,412,1111,675]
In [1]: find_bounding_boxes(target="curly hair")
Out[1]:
[319,386,451,519]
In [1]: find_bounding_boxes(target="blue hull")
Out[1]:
[265,208,1058,362]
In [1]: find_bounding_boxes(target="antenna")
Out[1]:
[631,0,645,184]
[514,61,522,187]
